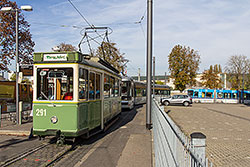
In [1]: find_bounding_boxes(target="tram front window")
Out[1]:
[121,82,131,100]
[37,68,73,100]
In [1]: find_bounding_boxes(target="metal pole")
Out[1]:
[15,9,20,124]
[138,68,140,81]
[242,73,245,104]
[146,0,153,130]
[153,56,155,98]
[165,72,167,85]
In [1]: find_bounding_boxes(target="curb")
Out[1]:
[0,130,30,136]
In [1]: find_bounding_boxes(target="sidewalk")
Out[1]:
[0,120,32,136]
[117,105,153,167]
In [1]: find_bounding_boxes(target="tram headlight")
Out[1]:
[50,116,58,124]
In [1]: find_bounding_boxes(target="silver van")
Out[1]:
[160,95,192,106]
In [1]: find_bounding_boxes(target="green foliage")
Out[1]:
[201,64,222,89]
[155,80,164,85]
[168,45,200,92]
[0,0,35,71]
[10,73,16,81]
[94,42,127,73]
[54,43,77,52]
[9,73,30,83]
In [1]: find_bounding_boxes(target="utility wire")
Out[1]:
[30,22,85,29]
[67,0,93,28]
[68,0,109,54]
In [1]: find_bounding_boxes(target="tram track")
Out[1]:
[44,138,82,167]
[1,140,54,167]
[1,110,133,167]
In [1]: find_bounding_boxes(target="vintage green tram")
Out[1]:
[33,52,121,142]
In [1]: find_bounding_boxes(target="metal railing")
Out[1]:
[152,99,213,167]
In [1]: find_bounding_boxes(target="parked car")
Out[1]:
[160,95,192,106]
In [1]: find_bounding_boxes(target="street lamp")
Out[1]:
[1,5,32,124]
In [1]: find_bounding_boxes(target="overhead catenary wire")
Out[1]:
[68,0,112,55]
[67,0,93,28]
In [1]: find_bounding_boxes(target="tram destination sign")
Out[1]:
[43,54,67,61]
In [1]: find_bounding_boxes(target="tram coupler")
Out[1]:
[56,130,65,146]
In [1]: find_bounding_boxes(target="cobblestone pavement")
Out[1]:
[166,103,250,167]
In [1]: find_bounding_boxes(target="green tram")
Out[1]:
[33,52,121,143]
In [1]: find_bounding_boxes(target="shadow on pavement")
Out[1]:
[79,104,143,146]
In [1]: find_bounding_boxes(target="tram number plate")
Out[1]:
[36,109,47,117]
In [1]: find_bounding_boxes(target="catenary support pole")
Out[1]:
[16,9,20,125]
[146,0,153,130]
[153,56,155,98]
[138,68,140,81]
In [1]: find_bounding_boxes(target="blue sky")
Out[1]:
[15,0,250,76]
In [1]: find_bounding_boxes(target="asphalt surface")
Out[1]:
[0,105,152,167]
[55,104,152,167]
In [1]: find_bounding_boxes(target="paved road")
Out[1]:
[54,104,152,167]
[166,103,250,167]
[0,135,39,163]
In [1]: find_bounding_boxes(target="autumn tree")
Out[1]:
[155,80,164,85]
[53,43,77,52]
[225,55,250,90]
[168,45,200,92]
[94,42,127,73]
[201,64,222,89]
[0,0,35,71]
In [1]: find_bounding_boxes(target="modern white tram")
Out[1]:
[121,76,171,110]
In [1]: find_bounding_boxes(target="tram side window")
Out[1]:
[188,90,193,97]
[104,74,110,98]
[206,92,213,98]
[115,79,119,97]
[89,72,95,100]
[79,68,88,101]
[110,77,115,97]
[143,89,146,96]
[246,93,250,100]
[232,93,237,99]
[202,92,205,98]
[135,88,142,97]
[217,92,223,98]
[96,74,100,99]
[194,91,198,98]
[224,93,230,99]
[37,68,73,100]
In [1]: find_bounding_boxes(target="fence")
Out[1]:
[152,99,213,167]
[0,102,32,127]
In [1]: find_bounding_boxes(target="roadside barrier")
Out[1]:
[152,99,213,167]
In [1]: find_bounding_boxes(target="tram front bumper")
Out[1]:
[33,128,89,137]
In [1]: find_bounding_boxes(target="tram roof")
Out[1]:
[33,52,121,77]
